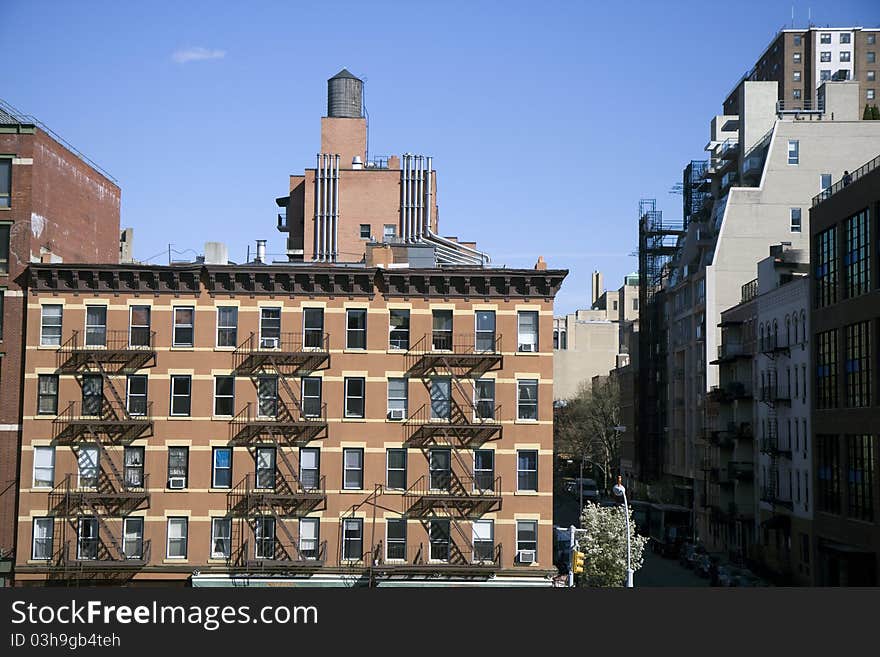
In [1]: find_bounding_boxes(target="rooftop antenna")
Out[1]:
[791,5,794,28]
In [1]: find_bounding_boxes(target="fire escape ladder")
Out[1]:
[277,373,307,418]
[94,439,126,493]
[80,497,125,560]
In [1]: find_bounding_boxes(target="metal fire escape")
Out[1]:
[759,328,793,512]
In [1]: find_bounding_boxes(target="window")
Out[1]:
[33,446,55,489]
[386,449,407,490]
[820,33,831,44]
[37,374,58,415]
[820,173,832,193]
[430,377,451,420]
[516,520,538,559]
[259,307,281,349]
[473,520,494,561]
[517,450,538,491]
[359,224,371,239]
[868,89,876,101]
[77,446,98,488]
[475,310,496,351]
[840,51,851,62]
[793,52,801,63]
[255,447,276,489]
[820,51,832,62]
[793,71,801,82]
[0,225,8,275]
[790,207,802,233]
[387,378,407,419]
[129,305,151,347]
[0,159,10,209]
[793,35,801,46]
[429,449,451,490]
[127,375,147,416]
[869,34,877,45]
[0,291,3,338]
[847,435,874,521]
[124,446,145,488]
[386,518,406,560]
[303,308,324,348]
[792,89,802,100]
[172,306,194,347]
[429,519,450,561]
[170,375,191,416]
[474,449,495,490]
[346,309,367,349]
[40,304,62,346]
[81,374,103,417]
[254,517,276,559]
[389,309,410,350]
[787,140,799,165]
[166,517,188,559]
[817,435,840,514]
[344,377,365,418]
[432,309,453,350]
[820,69,832,81]
[845,322,871,408]
[212,447,232,488]
[213,376,234,416]
[840,33,851,44]
[299,447,320,489]
[845,210,870,298]
[517,310,539,352]
[167,447,188,488]
[211,518,231,558]
[299,518,320,559]
[817,329,839,410]
[123,517,144,559]
[560,329,567,349]
[85,306,107,346]
[869,71,877,82]
[383,224,397,241]
[216,306,238,347]
[553,329,559,349]
[632,298,639,310]
[257,376,278,417]
[77,517,99,560]
[342,518,363,560]
[868,52,877,64]
[32,518,54,560]
[815,226,837,308]
[343,448,364,489]
[517,379,538,420]
[474,379,495,420]
[301,377,322,417]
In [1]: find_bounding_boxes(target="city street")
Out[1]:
[636,550,710,587]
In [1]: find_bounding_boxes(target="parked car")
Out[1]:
[695,554,713,577]
[565,478,600,503]
[678,543,707,569]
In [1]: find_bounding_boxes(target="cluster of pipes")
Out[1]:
[314,153,340,262]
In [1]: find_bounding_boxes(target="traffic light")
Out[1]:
[571,550,585,575]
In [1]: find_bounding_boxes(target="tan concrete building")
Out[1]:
[15,259,566,587]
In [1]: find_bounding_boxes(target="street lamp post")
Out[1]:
[612,475,634,588]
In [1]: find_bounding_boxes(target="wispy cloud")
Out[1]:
[172,46,226,64]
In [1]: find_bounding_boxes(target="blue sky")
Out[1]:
[2,0,877,314]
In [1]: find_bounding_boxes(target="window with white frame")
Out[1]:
[343,448,364,489]
[257,375,278,418]
[793,89,802,100]
[389,309,410,350]
[301,377,322,417]
[40,304,62,346]
[32,446,55,489]
[517,379,538,420]
[432,309,453,350]
[166,517,188,559]
[820,33,831,44]
[37,374,58,415]
[211,517,231,558]
[129,305,151,347]
[429,449,452,490]
[303,308,324,349]
[167,447,188,488]
[386,448,407,490]
[793,71,801,81]
[259,307,281,349]
[387,378,408,419]
[124,446,144,488]
[127,375,148,416]
[793,52,801,63]
[840,51,851,62]
[474,449,494,490]
[517,450,538,491]
[0,161,10,210]
[473,520,494,561]
[430,519,451,561]
[820,69,832,81]
[255,447,276,489]
[85,305,107,347]
[386,518,406,560]
[299,447,320,489]
[790,207,802,233]
[383,224,397,240]
[868,89,876,100]
[517,310,539,352]
[299,517,320,559]
[344,377,365,418]
[216,306,238,347]
[170,375,191,416]
[868,71,876,82]
[77,446,98,489]
[430,377,451,420]
[787,140,799,165]
[346,309,367,349]
[840,33,851,43]
[516,520,538,559]
[172,306,194,347]
[214,376,234,416]
[212,447,232,488]
[32,518,53,560]
[77,517,98,560]
[81,374,102,416]
[254,517,276,559]
[475,310,496,351]
[867,52,876,64]
[342,518,363,560]
[474,379,495,420]
[123,517,144,559]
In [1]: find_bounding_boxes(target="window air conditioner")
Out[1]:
[260,337,280,349]
[168,477,186,490]
[519,343,535,352]
[388,409,406,421]
[517,549,536,564]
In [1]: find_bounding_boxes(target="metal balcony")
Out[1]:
[776,99,824,115]
[43,539,151,570]
[369,541,502,575]
[760,487,794,510]
[53,401,153,443]
[720,138,740,160]
[237,539,327,571]
[227,473,326,517]
[403,403,502,448]
[56,330,157,374]
[229,401,328,446]
[403,474,502,517]
[49,473,150,516]
[405,333,503,377]
[232,332,330,376]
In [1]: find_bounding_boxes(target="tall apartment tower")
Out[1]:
[723,27,879,115]
[0,101,120,584]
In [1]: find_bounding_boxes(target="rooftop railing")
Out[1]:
[812,154,880,207]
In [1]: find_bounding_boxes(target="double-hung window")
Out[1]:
[346,309,367,349]
[389,309,410,350]
[0,159,10,210]
[787,140,799,165]
[432,310,453,350]
[343,448,364,489]
[257,376,278,418]
[172,307,194,347]
[429,449,452,490]
[475,310,496,352]
[517,450,538,491]
[166,517,188,559]
[129,305,151,347]
[386,518,406,561]
[344,377,365,418]
[211,518,231,559]
[516,520,538,560]
[32,446,55,489]
[127,375,147,416]
[124,446,145,488]
[474,449,495,490]
[429,519,450,561]
[386,449,407,490]
[430,377,451,420]
[472,520,494,562]
[37,375,58,415]
[40,305,62,346]
[214,376,234,416]
[387,378,408,419]
[255,447,276,489]
[254,517,276,559]
[790,208,802,233]
[517,310,539,352]
[212,447,232,488]
[167,447,188,488]
[123,517,144,559]
[216,307,238,347]
[342,518,363,560]
[85,306,107,347]
[259,308,281,349]
[301,377,322,417]
[299,518,320,559]
[32,518,54,560]
[517,379,538,420]
[474,379,495,420]
[0,224,8,274]
[303,308,324,349]
[81,374,103,417]
[170,375,191,416]
[299,448,320,489]
[77,517,99,560]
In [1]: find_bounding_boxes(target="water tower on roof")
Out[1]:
[327,69,363,118]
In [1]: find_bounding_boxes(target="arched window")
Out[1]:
[793,315,799,345]
[773,320,779,349]
[800,310,807,343]
[560,330,567,350]
[553,330,559,350]
[759,324,765,351]
[785,316,791,347]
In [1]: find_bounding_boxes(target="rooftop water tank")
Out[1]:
[327,68,363,118]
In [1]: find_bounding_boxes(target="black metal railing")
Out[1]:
[53,401,153,443]
[228,473,326,516]
[371,541,502,570]
[228,401,328,444]
[236,331,329,354]
[777,98,824,114]
[812,153,880,207]
[741,278,758,303]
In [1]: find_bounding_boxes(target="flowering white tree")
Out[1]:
[577,501,649,587]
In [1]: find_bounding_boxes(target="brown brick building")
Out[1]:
[0,101,120,584]
[14,259,566,587]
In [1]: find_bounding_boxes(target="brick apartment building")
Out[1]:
[0,100,120,584]
[14,257,565,587]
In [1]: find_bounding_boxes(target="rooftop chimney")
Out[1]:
[255,240,267,264]
[534,255,547,271]
[591,270,604,307]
